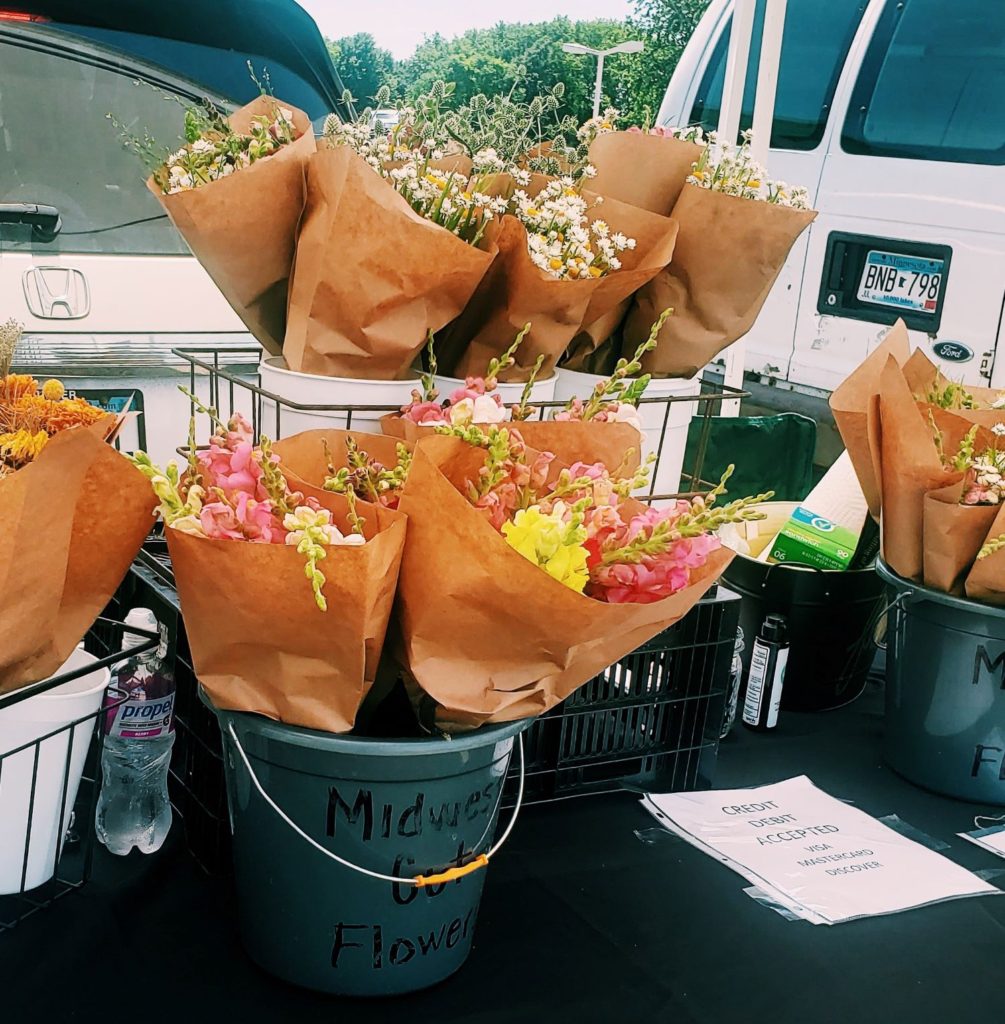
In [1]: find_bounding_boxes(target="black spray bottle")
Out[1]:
[742,614,789,731]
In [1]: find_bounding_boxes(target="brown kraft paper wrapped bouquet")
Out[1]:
[131,410,405,733]
[391,428,768,731]
[610,129,815,378]
[147,95,315,356]
[1,336,155,693]
[284,145,500,380]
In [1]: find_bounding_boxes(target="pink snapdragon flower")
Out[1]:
[199,492,285,543]
[401,398,448,425]
[447,377,490,404]
[592,560,691,604]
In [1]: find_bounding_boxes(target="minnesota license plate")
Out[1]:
[857,250,944,313]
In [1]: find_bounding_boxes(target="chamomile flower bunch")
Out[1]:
[688,130,810,209]
[513,175,636,280]
[152,100,298,195]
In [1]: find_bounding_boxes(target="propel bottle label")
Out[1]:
[103,666,176,739]
[107,692,176,739]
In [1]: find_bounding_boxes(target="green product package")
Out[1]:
[769,506,859,571]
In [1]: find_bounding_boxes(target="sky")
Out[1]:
[296,0,634,59]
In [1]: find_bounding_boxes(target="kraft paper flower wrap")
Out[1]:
[559,131,702,375]
[0,420,156,694]
[965,504,1005,606]
[392,434,732,732]
[148,96,315,356]
[586,131,704,218]
[622,184,816,378]
[275,427,410,500]
[873,357,980,581]
[436,196,679,382]
[923,480,1001,595]
[282,146,498,380]
[166,479,406,735]
[901,346,1005,430]
[830,320,912,519]
[381,415,642,479]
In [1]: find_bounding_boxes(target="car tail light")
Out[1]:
[0,9,50,21]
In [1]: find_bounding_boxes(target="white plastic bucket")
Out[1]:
[434,372,557,408]
[0,649,110,894]
[259,357,422,438]
[554,368,701,501]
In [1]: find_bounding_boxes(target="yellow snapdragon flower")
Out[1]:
[502,506,590,593]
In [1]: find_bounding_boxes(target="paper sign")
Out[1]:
[644,776,999,925]
[960,825,1005,859]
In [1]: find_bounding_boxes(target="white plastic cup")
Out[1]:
[553,367,701,502]
[434,372,557,408]
[258,357,422,438]
[0,649,110,894]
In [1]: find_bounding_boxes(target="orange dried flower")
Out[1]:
[43,397,106,433]
[1,374,37,403]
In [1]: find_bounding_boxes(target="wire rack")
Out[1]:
[172,346,749,499]
[0,620,158,932]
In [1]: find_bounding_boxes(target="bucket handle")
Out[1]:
[226,722,525,889]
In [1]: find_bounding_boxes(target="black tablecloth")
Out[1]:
[5,680,1005,1024]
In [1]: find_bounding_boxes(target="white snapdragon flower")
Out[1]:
[610,402,643,434]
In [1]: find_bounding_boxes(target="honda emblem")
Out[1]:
[22,266,90,319]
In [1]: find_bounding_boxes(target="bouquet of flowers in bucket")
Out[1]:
[131,84,315,356]
[131,402,406,732]
[282,101,503,381]
[0,319,156,694]
[924,425,1005,595]
[568,122,816,378]
[392,423,769,729]
[435,168,679,384]
[830,319,1005,605]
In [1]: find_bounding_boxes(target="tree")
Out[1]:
[327,33,396,108]
[396,18,642,125]
[622,0,711,124]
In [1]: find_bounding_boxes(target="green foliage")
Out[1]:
[326,1,711,136]
[396,18,643,124]
[622,0,711,124]
[328,32,397,107]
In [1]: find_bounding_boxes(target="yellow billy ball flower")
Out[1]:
[41,378,66,401]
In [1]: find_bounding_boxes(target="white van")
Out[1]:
[659,0,1005,407]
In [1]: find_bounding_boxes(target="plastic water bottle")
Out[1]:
[95,608,175,855]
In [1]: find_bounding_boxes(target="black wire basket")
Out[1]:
[0,619,157,933]
[171,346,748,500]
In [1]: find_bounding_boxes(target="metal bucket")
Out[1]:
[878,559,1005,805]
[210,693,527,996]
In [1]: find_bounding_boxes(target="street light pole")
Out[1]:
[562,40,645,119]
[592,52,605,118]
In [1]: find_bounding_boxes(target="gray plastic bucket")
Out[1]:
[211,698,527,996]
[878,559,1005,805]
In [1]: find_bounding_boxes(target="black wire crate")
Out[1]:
[504,587,741,806]
[0,619,157,933]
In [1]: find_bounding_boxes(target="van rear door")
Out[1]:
[789,0,1005,391]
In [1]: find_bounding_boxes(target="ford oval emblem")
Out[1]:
[932,340,973,363]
